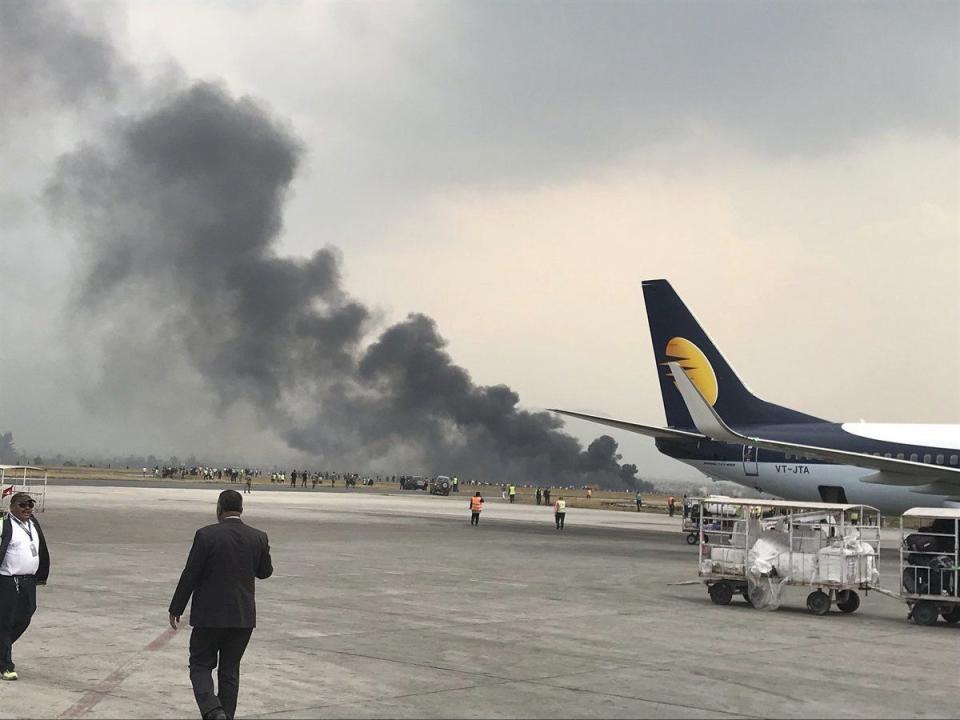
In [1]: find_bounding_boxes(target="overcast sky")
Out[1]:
[1,0,957,480]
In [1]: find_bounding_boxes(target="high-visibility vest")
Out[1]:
[470,496,483,511]
[555,500,566,512]
[508,485,516,495]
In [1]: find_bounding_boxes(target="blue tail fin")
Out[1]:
[642,279,824,430]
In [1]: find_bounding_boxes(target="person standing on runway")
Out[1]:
[169,490,273,720]
[0,493,50,681]
[468,492,484,526]
[554,496,566,530]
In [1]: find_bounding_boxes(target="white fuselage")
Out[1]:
[679,422,960,516]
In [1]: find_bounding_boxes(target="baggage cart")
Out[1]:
[682,497,738,545]
[0,465,47,515]
[694,497,881,615]
[899,507,960,626]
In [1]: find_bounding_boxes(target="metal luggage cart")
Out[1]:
[682,497,738,545]
[0,465,48,516]
[899,508,960,626]
[695,497,881,615]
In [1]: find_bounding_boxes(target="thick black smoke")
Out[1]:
[29,7,641,487]
[48,82,641,487]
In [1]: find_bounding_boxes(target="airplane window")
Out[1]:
[951,455,959,466]
[884,453,892,458]
[923,454,931,464]
[897,453,905,460]
[936,454,944,465]
[910,453,919,462]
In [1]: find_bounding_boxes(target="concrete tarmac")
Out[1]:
[3,485,957,719]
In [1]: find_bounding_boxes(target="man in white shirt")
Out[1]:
[0,493,50,681]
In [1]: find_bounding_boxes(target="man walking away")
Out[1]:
[543,487,551,506]
[244,476,252,495]
[554,496,566,530]
[169,490,273,720]
[535,487,542,506]
[0,493,50,681]
[635,491,643,512]
[469,492,484,526]
[667,496,676,517]
[508,484,516,504]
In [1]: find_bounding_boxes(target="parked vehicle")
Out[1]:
[402,475,428,491]
[430,475,451,496]
[898,508,960,626]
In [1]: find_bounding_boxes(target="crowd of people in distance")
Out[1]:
[147,465,258,482]
[266,470,379,488]
[141,465,662,517]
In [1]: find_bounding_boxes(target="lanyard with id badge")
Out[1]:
[12,517,38,557]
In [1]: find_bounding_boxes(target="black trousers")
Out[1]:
[471,511,480,526]
[555,512,565,529]
[189,627,253,720]
[0,575,37,672]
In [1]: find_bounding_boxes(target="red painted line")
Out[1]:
[59,628,177,719]
[145,627,176,652]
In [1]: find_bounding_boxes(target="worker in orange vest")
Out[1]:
[469,492,484,526]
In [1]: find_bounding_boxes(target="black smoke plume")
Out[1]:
[43,59,641,488]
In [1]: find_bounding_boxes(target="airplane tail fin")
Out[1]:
[642,279,824,430]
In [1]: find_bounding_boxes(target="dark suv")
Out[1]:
[430,475,451,496]
[402,475,428,491]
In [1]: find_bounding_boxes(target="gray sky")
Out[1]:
[1,0,957,480]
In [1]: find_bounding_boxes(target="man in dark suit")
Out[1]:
[169,490,272,720]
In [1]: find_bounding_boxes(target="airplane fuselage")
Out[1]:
[658,422,960,515]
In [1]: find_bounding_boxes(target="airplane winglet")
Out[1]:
[665,361,744,444]
[549,408,707,441]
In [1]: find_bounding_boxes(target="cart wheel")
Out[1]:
[806,590,830,616]
[941,606,960,624]
[709,582,734,606]
[686,533,698,545]
[836,590,860,614]
[911,600,939,626]
[742,589,755,608]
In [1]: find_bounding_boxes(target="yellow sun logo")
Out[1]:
[663,337,718,406]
